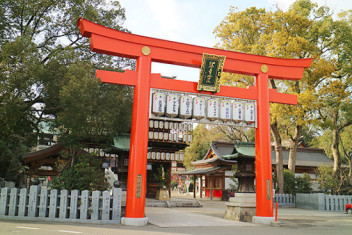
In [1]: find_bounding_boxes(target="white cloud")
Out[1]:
[145,0,190,41]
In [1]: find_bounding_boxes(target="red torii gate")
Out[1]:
[78,18,312,225]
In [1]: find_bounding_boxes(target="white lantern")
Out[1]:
[148,131,153,140]
[166,153,170,160]
[147,152,151,159]
[149,120,154,128]
[156,152,161,160]
[166,93,179,117]
[180,152,184,161]
[175,152,179,161]
[161,152,165,160]
[193,97,206,120]
[220,100,232,121]
[244,102,256,124]
[153,132,158,140]
[164,133,168,141]
[152,93,166,116]
[233,101,244,123]
[171,153,175,161]
[169,133,173,142]
[183,133,187,142]
[158,132,163,140]
[207,99,219,120]
[159,121,164,129]
[154,120,159,129]
[164,121,169,129]
[152,152,156,159]
[180,96,193,118]
[169,122,173,130]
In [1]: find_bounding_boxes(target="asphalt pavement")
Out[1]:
[1,192,352,235]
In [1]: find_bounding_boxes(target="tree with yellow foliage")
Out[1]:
[214,0,337,193]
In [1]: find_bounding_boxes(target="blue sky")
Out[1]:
[117,0,352,82]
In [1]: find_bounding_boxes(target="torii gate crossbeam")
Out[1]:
[78,18,312,225]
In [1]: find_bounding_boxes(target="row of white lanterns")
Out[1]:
[150,89,256,126]
[149,120,193,131]
[147,151,185,161]
[148,131,192,143]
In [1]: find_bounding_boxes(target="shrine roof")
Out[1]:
[22,143,64,163]
[223,142,255,159]
[192,141,237,166]
[111,133,131,152]
[177,166,229,175]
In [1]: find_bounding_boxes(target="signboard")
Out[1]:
[136,175,142,198]
[197,53,226,93]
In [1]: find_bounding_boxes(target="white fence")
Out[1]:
[295,193,352,211]
[324,195,352,211]
[273,194,295,207]
[0,186,122,223]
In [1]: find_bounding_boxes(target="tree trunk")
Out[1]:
[332,128,341,173]
[347,158,352,177]
[271,121,284,194]
[331,110,341,174]
[288,125,302,174]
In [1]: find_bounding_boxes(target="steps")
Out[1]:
[146,198,202,208]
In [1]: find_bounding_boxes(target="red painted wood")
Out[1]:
[124,56,151,218]
[98,70,298,105]
[78,18,312,80]
[77,18,312,220]
[255,73,274,217]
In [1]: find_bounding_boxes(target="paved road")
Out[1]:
[1,196,352,235]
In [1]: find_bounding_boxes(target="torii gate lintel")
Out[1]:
[96,69,298,105]
[78,18,312,224]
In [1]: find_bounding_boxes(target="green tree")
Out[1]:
[317,166,352,195]
[295,173,312,193]
[283,169,295,194]
[50,153,109,191]
[184,125,226,169]
[0,0,133,181]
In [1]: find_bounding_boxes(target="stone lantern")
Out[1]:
[223,142,256,222]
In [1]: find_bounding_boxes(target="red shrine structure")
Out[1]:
[77,18,312,225]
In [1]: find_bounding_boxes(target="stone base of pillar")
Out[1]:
[252,216,275,225]
[121,217,148,226]
[224,193,256,222]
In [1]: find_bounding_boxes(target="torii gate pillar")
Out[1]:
[77,18,312,226]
